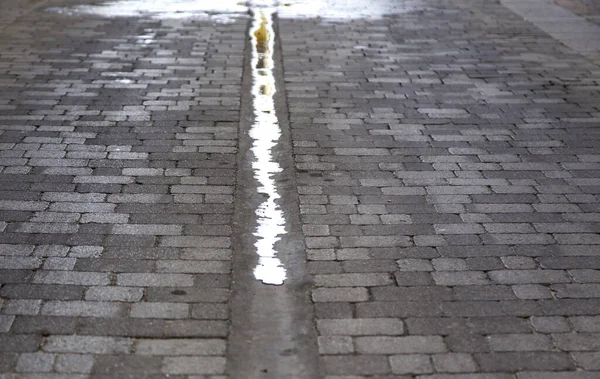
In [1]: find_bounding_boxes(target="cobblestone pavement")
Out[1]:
[280,0,600,377]
[0,0,599,378]
[0,0,244,377]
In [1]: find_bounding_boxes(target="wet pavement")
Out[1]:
[0,0,599,378]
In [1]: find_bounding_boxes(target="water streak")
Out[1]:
[249,6,286,285]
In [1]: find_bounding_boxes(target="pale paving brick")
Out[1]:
[33,271,110,286]
[112,224,182,235]
[85,287,144,302]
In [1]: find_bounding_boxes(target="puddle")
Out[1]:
[46,0,248,23]
[46,0,420,22]
[249,6,287,286]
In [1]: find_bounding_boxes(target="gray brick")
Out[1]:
[117,273,194,287]
[0,315,14,332]
[396,259,433,271]
[389,354,433,375]
[33,271,110,286]
[156,260,230,274]
[2,299,41,315]
[432,272,490,286]
[162,357,226,375]
[130,303,189,319]
[191,304,228,320]
[112,224,182,235]
[489,270,570,284]
[312,287,369,302]
[0,244,34,256]
[0,335,42,352]
[0,201,48,211]
[0,257,42,270]
[530,317,571,333]
[340,236,411,247]
[476,352,574,372]
[317,318,404,336]
[135,339,225,356]
[570,316,600,332]
[80,213,129,224]
[321,355,390,375]
[85,287,144,302]
[488,334,553,351]
[553,333,600,351]
[432,258,468,271]
[10,316,76,335]
[41,301,127,318]
[43,257,76,271]
[43,336,133,354]
[317,336,354,354]
[572,352,600,370]
[159,236,230,248]
[163,320,228,337]
[355,336,447,354]
[55,354,94,374]
[16,353,55,373]
[512,284,553,299]
[432,353,478,373]
[314,273,393,287]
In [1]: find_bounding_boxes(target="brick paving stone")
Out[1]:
[0,1,244,376]
[279,0,600,376]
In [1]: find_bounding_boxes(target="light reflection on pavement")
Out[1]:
[46,0,423,22]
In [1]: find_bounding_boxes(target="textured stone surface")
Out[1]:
[279,0,600,376]
[1,0,599,377]
[0,0,243,376]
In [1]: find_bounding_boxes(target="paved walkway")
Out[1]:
[0,0,599,378]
